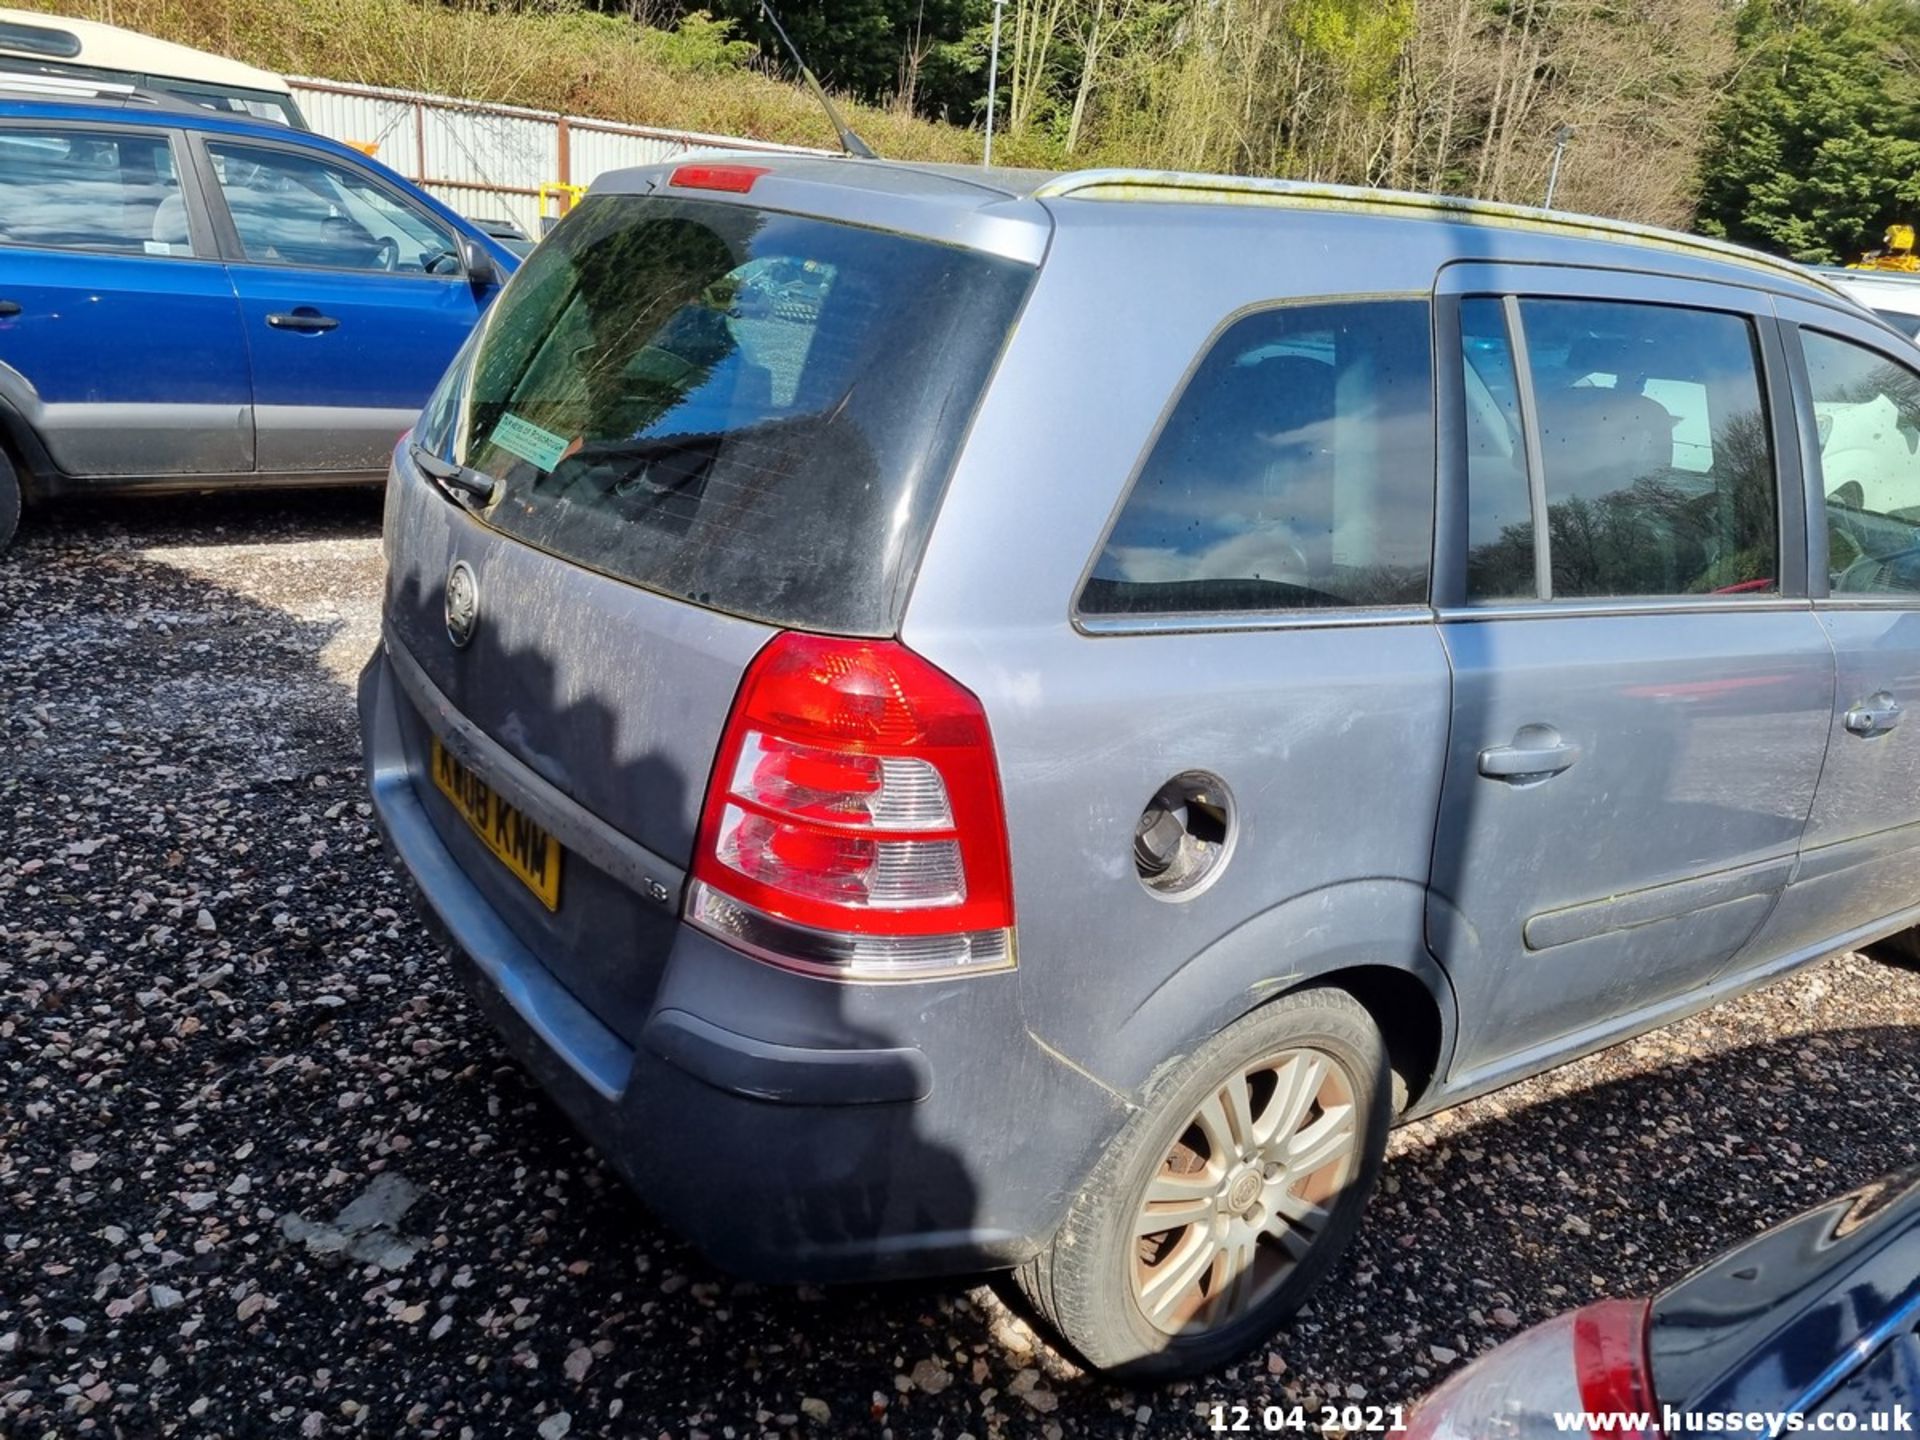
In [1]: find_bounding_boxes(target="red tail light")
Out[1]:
[1574,1299,1661,1430]
[669,163,769,194]
[1406,1299,1660,1440]
[688,633,1016,979]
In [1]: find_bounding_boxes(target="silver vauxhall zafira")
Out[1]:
[360,156,1920,1376]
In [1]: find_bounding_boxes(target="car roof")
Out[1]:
[0,90,365,160]
[595,153,1851,306]
[1816,266,1920,314]
[0,6,292,95]
[1650,1170,1920,1417]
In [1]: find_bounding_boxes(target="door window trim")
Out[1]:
[1431,262,1806,617]
[188,131,468,280]
[0,119,218,262]
[1502,293,1554,600]
[1068,289,1441,636]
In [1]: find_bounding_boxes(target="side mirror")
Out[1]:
[461,237,500,293]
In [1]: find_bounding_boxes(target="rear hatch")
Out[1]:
[381,163,1040,1036]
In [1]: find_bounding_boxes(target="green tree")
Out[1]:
[699,0,974,103]
[1697,0,1920,264]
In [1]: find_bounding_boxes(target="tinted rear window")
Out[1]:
[1080,299,1435,616]
[447,193,1033,635]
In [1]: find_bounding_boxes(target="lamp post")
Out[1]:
[1543,124,1574,210]
[983,0,1006,168]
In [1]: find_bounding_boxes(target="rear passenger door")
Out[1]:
[1749,302,1920,954]
[1428,265,1835,1085]
[0,120,251,477]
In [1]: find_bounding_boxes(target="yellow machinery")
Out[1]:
[540,181,586,222]
[1850,223,1920,272]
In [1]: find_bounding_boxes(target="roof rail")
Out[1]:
[0,70,201,114]
[1032,168,1844,299]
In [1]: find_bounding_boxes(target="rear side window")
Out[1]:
[1463,297,1777,601]
[1080,300,1434,616]
[0,127,191,257]
[451,193,1033,635]
[1803,329,1920,595]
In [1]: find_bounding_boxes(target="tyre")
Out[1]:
[0,448,18,556]
[1018,987,1390,1379]
[1868,927,1920,968]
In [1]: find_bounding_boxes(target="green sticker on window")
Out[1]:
[491,412,569,472]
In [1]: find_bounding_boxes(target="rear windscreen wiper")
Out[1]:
[409,442,499,506]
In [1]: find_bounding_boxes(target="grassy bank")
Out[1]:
[17,0,1067,167]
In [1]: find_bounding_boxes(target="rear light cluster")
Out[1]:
[1407,1299,1661,1440]
[688,633,1016,980]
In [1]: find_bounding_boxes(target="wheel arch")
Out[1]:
[1100,878,1458,1116]
[0,372,58,501]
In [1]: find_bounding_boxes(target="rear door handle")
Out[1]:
[0,300,20,317]
[1479,725,1581,784]
[266,310,339,333]
[1845,692,1902,738]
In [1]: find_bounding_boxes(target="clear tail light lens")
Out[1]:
[688,633,1016,979]
[1406,1300,1661,1440]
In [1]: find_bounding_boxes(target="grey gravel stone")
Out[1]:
[10,491,1920,1438]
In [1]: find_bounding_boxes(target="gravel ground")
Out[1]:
[7,492,1920,1439]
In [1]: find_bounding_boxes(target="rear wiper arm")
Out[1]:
[409,442,498,505]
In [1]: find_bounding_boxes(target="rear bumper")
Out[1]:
[358,643,1117,1282]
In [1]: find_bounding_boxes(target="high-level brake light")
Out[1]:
[668,163,769,194]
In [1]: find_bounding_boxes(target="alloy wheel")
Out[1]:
[1129,1046,1360,1334]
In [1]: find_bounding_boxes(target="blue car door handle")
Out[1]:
[0,300,20,317]
[1479,725,1581,783]
[266,310,339,333]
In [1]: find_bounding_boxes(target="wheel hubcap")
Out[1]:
[1225,1167,1264,1214]
[1129,1046,1359,1335]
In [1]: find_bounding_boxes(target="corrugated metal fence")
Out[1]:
[288,77,823,234]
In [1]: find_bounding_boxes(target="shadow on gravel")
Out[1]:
[9,502,1920,1438]
[20,484,384,552]
[424,1015,1920,1434]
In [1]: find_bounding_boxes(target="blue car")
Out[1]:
[1410,1171,1920,1438]
[0,80,518,550]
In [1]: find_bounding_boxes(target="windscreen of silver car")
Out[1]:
[452,195,1034,636]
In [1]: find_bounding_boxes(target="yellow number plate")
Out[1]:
[430,737,562,911]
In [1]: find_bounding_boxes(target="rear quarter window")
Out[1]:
[1079,299,1435,617]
